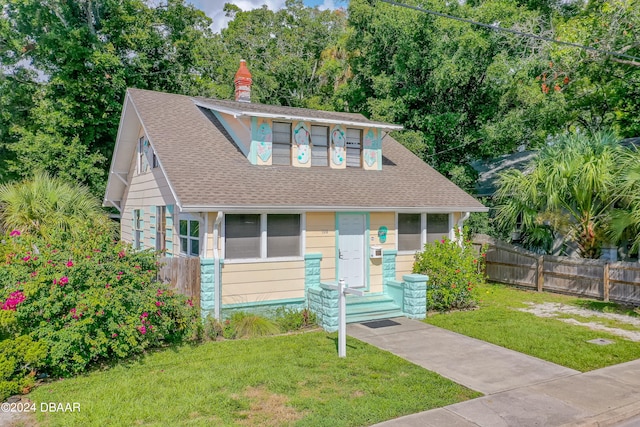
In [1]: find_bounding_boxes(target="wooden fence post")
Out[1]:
[603,263,610,302]
[537,256,544,292]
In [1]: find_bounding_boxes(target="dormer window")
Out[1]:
[346,128,362,168]
[272,122,292,165]
[311,125,329,167]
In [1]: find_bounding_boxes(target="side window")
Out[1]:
[272,122,292,165]
[156,206,166,252]
[179,217,201,257]
[133,209,143,249]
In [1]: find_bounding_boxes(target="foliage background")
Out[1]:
[1,0,639,196]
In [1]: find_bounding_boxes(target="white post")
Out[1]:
[338,279,346,358]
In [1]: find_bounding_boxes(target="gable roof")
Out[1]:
[105,88,486,213]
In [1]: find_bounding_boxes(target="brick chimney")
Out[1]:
[234,60,252,103]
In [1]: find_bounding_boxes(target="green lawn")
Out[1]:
[425,283,640,372]
[29,331,480,427]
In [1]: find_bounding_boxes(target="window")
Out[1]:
[267,214,300,257]
[133,209,143,249]
[152,151,159,168]
[346,128,362,167]
[179,216,201,256]
[225,214,301,260]
[137,137,144,174]
[398,213,421,251]
[311,125,329,167]
[225,214,260,259]
[156,206,166,252]
[272,122,291,165]
[427,214,450,243]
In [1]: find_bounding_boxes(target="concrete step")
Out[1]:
[346,301,401,316]
[344,293,403,324]
[347,310,405,324]
[345,293,395,306]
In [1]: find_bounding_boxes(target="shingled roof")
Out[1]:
[106,88,486,213]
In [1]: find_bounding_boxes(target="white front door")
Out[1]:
[338,214,366,288]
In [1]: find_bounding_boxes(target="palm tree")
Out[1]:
[0,172,114,239]
[494,131,622,258]
[609,147,640,253]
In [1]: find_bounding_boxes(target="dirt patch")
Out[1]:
[0,397,40,427]
[518,302,640,341]
[237,386,305,427]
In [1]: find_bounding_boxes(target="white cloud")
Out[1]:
[197,1,287,33]
[190,0,341,33]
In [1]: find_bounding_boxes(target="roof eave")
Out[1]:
[193,100,404,131]
[178,205,488,213]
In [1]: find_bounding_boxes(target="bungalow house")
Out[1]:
[104,61,487,330]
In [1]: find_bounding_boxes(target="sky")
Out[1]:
[188,0,344,33]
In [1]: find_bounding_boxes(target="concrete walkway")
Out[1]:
[347,317,640,427]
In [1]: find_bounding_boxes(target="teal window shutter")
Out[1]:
[149,205,156,249]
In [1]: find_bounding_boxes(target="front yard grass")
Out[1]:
[425,283,640,372]
[29,331,480,427]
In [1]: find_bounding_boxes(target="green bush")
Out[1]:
[273,307,317,332]
[413,233,486,311]
[0,229,198,399]
[228,311,280,338]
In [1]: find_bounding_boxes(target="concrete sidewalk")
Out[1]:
[347,317,640,427]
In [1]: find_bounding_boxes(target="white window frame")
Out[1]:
[396,213,453,254]
[137,137,144,174]
[223,213,306,263]
[133,209,143,250]
[178,214,202,257]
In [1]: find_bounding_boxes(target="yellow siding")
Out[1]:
[306,212,336,282]
[396,253,417,280]
[120,126,177,253]
[204,212,224,259]
[221,260,305,304]
[369,212,396,293]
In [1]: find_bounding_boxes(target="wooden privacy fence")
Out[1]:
[157,257,201,308]
[473,235,640,306]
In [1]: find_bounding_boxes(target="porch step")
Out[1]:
[345,294,403,324]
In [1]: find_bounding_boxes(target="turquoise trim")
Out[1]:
[212,110,248,157]
[304,253,322,291]
[149,205,156,249]
[335,212,371,291]
[200,258,215,314]
[383,249,398,256]
[149,206,157,226]
[221,297,305,309]
[165,205,174,255]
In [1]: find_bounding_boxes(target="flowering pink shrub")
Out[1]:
[2,291,26,311]
[0,228,198,397]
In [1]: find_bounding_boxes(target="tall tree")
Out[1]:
[494,131,623,257]
[1,0,214,195]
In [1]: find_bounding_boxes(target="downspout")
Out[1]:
[213,212,223,320]
[457,212,470,245]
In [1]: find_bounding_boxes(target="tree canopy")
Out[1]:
[1,0,639,197]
